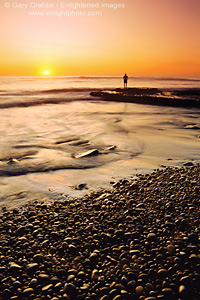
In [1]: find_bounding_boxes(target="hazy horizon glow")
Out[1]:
[0,0,200,77]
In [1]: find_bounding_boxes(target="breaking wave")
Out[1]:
[0,97,96,109]
[0,87,99,96]
[0,88,101,109]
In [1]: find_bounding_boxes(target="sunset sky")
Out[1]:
[0,0,200,76]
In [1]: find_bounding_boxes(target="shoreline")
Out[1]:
[0,164,199,299]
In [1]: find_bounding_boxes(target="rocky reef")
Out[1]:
[90,88,200,108]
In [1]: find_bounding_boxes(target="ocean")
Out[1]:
[0,76,200,109]
[0,76,200,210]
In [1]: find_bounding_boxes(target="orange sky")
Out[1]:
[0,0,200,76]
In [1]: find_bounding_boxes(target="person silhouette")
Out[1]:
[123,74,128,89]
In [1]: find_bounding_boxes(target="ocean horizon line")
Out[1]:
[0,75,200,81]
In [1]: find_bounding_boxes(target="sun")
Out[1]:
[44,70,50,76]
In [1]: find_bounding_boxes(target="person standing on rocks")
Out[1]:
[123,73,128,89]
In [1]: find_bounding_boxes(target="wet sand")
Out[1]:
[0,164,199,299]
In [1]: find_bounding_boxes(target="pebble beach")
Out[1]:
[0,164,199,300]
